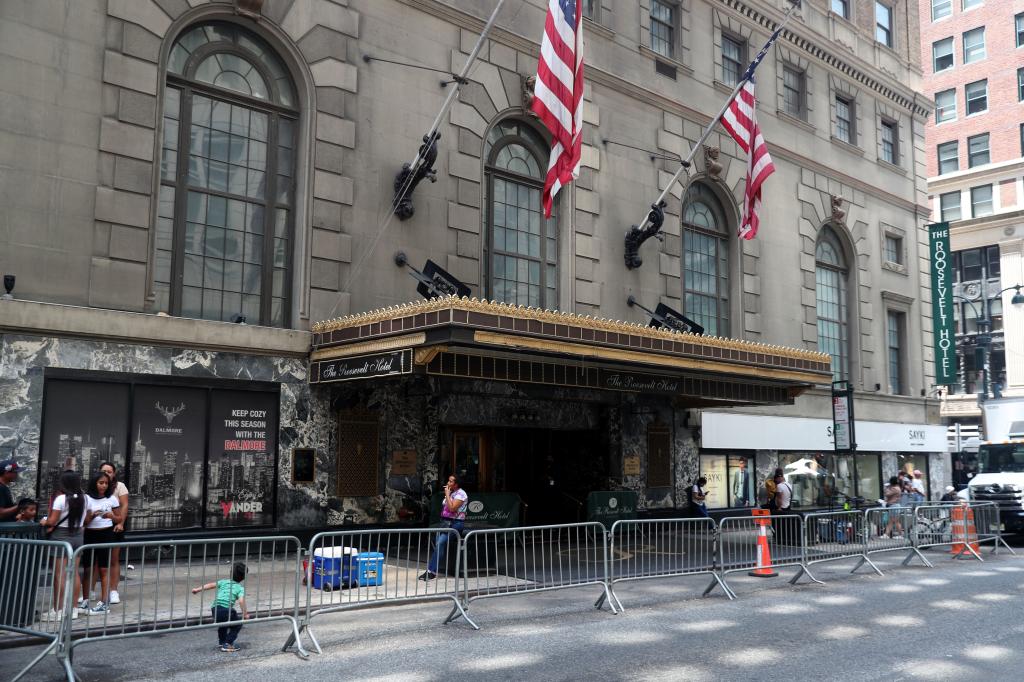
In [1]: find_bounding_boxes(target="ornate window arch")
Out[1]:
[681,183,730,336]
[483,119,556,309]
[156,22,298,327]
[815,226,850,380]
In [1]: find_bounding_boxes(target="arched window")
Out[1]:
[815,226,849,380]
[156,22,297,327]
[681,183,729,336]
[483,120,556,308]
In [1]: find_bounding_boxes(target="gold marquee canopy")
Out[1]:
[310,297,832,407]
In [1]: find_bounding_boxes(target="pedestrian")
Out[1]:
[940,485,958,502]
[763,467,782,511]
[0,459,22,521]
[911,469,927,503]
[40,471,89,619]
[81,471,121,615]
[420,474,467,581]
[15,498,37,522]
[883,476,904,538]
[772,471,797,543]
[191,561,248,653]
[99,462,128,605]
[689,477,709,517]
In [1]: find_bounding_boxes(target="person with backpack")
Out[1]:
[689,477,709,517]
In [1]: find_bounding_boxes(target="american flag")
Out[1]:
[531,0,584,218]
[720,79,775,240]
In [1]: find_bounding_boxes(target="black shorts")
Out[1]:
[83,527,117,567]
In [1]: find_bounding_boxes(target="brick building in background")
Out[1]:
[918,0,1024,445]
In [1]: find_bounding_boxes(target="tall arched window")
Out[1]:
[681,183,729,336]
[156,22,297,327]
[483,120,556,308]
[815,226,849,380]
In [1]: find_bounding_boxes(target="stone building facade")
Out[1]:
[0,0,944,534]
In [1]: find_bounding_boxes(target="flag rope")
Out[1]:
[626,0,802,239]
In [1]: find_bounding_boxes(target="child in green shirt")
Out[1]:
[192,562,248,652]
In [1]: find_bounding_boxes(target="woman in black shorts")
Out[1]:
[82,471,121,615]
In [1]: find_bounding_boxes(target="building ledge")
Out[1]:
[0,298,311,358]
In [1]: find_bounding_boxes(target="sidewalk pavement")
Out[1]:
[6,539,1024,682]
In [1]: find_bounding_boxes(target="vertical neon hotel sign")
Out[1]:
[929,222,956,385]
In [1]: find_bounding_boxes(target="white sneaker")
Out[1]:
[108,590,120,605]
[45,609,63,622]
[77,599,89,609]
[71,608,80,620]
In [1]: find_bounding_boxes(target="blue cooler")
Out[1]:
[312,547,355,590]
[343,551,385,587]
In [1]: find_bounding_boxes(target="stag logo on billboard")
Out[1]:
[154,401,186,435]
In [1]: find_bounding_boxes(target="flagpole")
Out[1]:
[404,0,509,176]
[627,0,802,235]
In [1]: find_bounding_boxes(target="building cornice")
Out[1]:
[0,299,312,358]
[404,0,929,117]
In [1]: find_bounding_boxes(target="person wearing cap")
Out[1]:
[940,485,958,502]
[0,459,21,521]
[911,469,927,503]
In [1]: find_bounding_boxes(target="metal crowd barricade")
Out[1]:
[911,503,968,557]
[598,517,727,611]
[802,510,882,577]
[63,535,308,674]
[455,522,616,623]
[289,528,474,655]
[715,513,819,597]
[0,538,76,682]
[863,506,931,567]
[968,501,1015,555]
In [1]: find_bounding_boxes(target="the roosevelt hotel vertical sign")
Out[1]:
[929,222,956,385]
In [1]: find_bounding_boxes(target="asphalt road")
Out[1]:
[12,544,1024,682]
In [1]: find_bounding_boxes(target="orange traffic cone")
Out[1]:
[951,504,980,557]
[749,509,778,577]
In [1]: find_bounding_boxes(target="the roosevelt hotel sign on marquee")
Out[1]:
[928,222,956,385]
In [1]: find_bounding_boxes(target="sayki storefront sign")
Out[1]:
[311,349,412,384]
[702,412,947,452]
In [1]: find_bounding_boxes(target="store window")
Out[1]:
[484,119,556,308]
[682,183,730,337]
[698,452,755,509]
[159,22,298,327]
[39,373,279,531]
[856,454,882,502]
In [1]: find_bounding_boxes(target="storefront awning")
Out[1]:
[309,298,832,407]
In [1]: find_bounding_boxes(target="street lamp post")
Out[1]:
[956,283,1024,403]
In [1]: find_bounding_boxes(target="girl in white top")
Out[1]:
[83,472,121,614]
[41,471,90,619]
[99,462,128,605]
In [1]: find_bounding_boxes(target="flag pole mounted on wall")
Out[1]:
[389,0,510,221]
[624,0,802,270]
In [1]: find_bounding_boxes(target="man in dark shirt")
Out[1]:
[0,459,21,521]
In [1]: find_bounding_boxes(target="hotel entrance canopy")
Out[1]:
[310,298,831,407]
